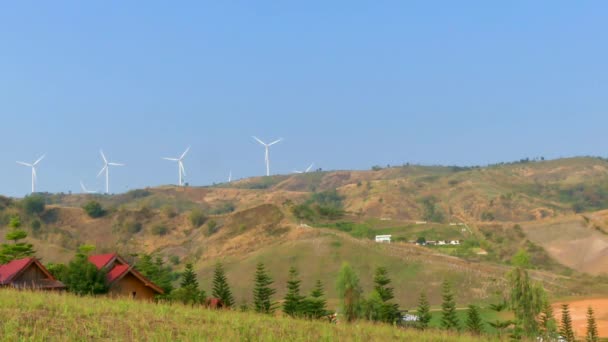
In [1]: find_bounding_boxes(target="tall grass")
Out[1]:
[0,289,494,341]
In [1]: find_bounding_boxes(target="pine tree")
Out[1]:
[306,280,329,319]
[283,266,305,317]
[135,254,175,294]
[371,267,401,324]
[172,263,203,305]
[560,304,575,342]
[416,292,432,329]
[0,217,35,264]
[253,262,276,314]
[539,300,558,341]
[440,280,459,331]
[212,262,235,308]
[465,304,484,335]
[586,306,599,342]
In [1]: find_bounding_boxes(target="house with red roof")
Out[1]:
[88,253,164,300]
[0,257,65,290]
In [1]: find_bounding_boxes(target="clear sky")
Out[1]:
[1,1,607,197]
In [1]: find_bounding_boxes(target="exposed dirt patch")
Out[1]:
[553,298,608,338]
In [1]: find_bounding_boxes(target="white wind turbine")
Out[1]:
[252,136,282,176]
[16,154,45,193]
[228,170,232,183]
[163,146,190,186]
[80,181,97,194]
[97,150,125,194]
[293,163,315,174]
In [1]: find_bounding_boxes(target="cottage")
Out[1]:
[375,235,391,243]
[89,254,164,300]
[0,258,65,290]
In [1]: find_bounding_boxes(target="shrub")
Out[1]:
[31,219,41,234]
[189,209,207,228]
[206,220,219,236]
[125,221,143,234]
[151,224,169,236]
[169,255,180,265]
[22,195,45,215]
[161,205,178,218]
[83,201,105,218]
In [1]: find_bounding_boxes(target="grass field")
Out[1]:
[0,289,495,342]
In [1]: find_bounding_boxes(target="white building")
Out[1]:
[449,240,461,245]
[375,235,391,243]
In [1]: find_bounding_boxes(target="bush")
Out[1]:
[22,195,45,215]
[151,224,169,236]
[206,220,219,236]
[83,201,105,218]
[189,209,207,228]
[161,205,178,218]
[31,219,41,234]
[169,255,180,265]
[125,221,143,234]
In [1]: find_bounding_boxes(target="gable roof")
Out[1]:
[88,254,164,295]
[0,258,65,289]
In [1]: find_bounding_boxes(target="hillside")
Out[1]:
[0,289,490,342]
[1,157,608,307]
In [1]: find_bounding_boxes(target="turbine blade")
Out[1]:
[268,138,283,146]
[252,136,266,146]
[179,161,186,176]
[33,154,45,166]
[97,166,107,177]
[306,163,314,172]
[100,150,107,164]
[108,163,124,166]
[16,161,32,167]
[80,181,86,192]
[163,157,179,161]
[180,146,190,160]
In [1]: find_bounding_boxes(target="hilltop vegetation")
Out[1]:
[1,157,608,308]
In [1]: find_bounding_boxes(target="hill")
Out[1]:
[1,157,608,308]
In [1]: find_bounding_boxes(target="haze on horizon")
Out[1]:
[1,2,607,197]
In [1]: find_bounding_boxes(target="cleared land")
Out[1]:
[552,297,608,338]
[0,289,491,342]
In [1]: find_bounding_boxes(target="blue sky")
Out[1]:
[1,1,607,196]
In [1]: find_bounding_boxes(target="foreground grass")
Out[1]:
[0,289,496,341]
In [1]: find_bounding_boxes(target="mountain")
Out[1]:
[1,157,608,307]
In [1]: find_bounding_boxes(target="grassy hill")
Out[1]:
[1,157,608,308]
[0,289,491,342]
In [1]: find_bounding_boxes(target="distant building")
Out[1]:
[426,240,437,246]
[375,235,392,243]
[402,314,419,322]
[0,258,65,290]
[437,240,447,245]
[449,240,461,245]
[89,254,164,300]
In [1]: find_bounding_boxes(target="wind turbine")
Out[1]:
[163,146,190,186]
[228,170,232,183]
[16,154,45,193]
[97,150,125,194]
[80,181,97,194]
[293,163,315,174]
[252,136,282,176]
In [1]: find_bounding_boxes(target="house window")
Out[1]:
[132,291,136,298]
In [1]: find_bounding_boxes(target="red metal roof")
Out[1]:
[106,264,129,283]
[0,258,34,284]
[88,253,117,269]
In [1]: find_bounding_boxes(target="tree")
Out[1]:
[440,280,459,331]
[22,195,45,215]
[367,267,400,323]
[189,208,207,227]
[212,262,235,308]
[510,249,531,268]
[302,280,328,320]
[82,201,105,218]
[416,292,432,330]
[465,304,484,335]
[336,263,362,322]
[61,246,108,295]
[135,254,175,294]
[283,266,305,317]
[253,262,276,314]
[508,267,545,338]
[0,227,35,264]
[539,300,559,341]
[172,263,205,305]
[586,306,599,342]
[560,304,575,342]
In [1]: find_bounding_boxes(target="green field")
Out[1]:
[0,289,494,341]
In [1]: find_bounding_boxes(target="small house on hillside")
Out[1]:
[375,235,391,243]
[0,258,65,290]
[88,253,164,300]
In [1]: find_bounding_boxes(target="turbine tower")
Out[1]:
[252,136,282,176]
[97,150,124,194]
[16,154,45,193]
[228,170,232,183]
[163,146,190,186]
